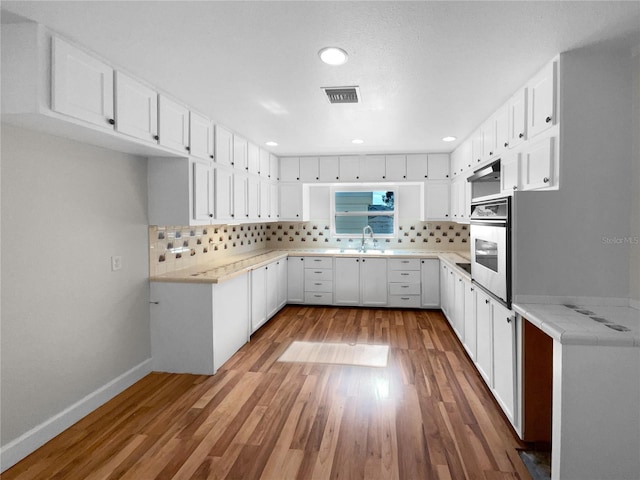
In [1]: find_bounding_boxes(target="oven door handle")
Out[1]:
[470,220,508,227]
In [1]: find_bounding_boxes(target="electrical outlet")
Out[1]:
[111,255,122,271]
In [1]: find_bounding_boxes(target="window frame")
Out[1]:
[330,185,398,238]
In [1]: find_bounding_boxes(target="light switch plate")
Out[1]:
[111,255,122,271]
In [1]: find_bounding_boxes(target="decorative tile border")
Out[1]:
[149,221,469,276]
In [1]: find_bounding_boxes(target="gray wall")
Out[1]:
[1,124,151,445]
[631,48,640,303]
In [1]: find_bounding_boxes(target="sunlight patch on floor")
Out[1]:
[278,341,389,368]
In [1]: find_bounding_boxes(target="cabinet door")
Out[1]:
[385,155,407,181]
[215,125,233,167]
[482,117,497,161]
[522,136,554,190]
[500,151,521,194]
[420,259,440,307]
[528,60,556,139]
[269,154,279,181]
[259,148,270,178]
[266,263,279,318]
[251,266,267,333]
[471,129,484,165]
[492,302,516,423]
[191,158,214,223]
[234,174,248,220]
[114,71,157,143]
[279,184,303,220]
[427,154,450,180]
[287,257,305,303]
[494,105,509,157]
[361,258,387,306]
[247,177,260,221]
[247,142,260,174]
[453,273,465,341]
[359,155,386,181]
[339,156,359,181]
[51,37,114,129]
[446,268,456,325]
[276,260,287,309]
[334,257,361,305]
[270,184,279,220]
[233,135,248,171]
[463,281,477,361]
[475,290,493,386]
[450,179,461,221]
[318,156,340,182]
[215,167,234,221]
[213,274,250,372]
[159,96,190,153]
[259,181,270,220]
[406,154,428,180]
[440,264,449,316]
[299,157,319,182]
[189,111,214,160]
[280,157,300,182]
[425,181,450,220]
[508,87,527,148]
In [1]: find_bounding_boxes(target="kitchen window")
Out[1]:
[330,187,397,237]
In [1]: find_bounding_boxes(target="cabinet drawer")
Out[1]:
[304,292,333,305]
[304,269,333,281]
[388,270,420,283]
[388,295,421,308]
[389,283,421,295]
[388,258,420,271]
[304,257,333,269]
[305,280,333,293]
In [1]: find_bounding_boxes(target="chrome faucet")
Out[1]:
[361,225,374,251]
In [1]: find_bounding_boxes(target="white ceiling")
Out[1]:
[2,1,640,156]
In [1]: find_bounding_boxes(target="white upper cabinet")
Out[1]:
[233,135,248,171]
[259,148,270,178]
[339,156,359,181]
[427,154,450,180]
[189,111,214,160]
[424,181,450,220]
[247,142,260,174]
[159,95,190,154]
[481,116,497,162]
[299,157,319,182]
[385,155,407,181]
[269,154,279,181]
[528,59,557,139]
[214,125,233,167]
[51,36,114,129]
[318,156,340,182]
[471,129,484,165]
[270,184,279,220]
[279,184,303,220]
[358,155,386,181]
[191,157,214,223]
[214,166,234,222]
[494,105,509,158]
[406,154,428,180]
[280,157,300,182]
[508,87,527,149]
[259,181,270,220]
[500,151,521,194]
[247,176,260,221]
[522,136,555,190]
[233,174,248,220]
[114,71,158,143]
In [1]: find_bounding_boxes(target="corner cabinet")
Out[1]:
[150,274,250,375]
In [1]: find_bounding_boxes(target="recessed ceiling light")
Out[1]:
[442,136,457,142]
[265,141,278,147]
[318,47,348,66]
[352,138,364,144]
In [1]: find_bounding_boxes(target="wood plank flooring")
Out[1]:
[4,306,530,480]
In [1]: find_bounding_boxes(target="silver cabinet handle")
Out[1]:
[313,259,322,262]
[401,273,409,276]
[401,297,410,300]
[314,294,322,298]
[314,283,322,286]
[401,285,409,288]
[543,177,549,183]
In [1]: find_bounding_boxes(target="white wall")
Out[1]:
[0,124,151,465]
[631,47,640,304]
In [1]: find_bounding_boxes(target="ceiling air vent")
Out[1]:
[322,86,360,104]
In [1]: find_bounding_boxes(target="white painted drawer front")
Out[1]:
[304,257,333,269]
[304,292,333,305]
[388,295,421,308]
[389,283,421,295]
[388,270,420,283]
[388,258,421,271]
[305,280,333,293]
[304,269,333,281]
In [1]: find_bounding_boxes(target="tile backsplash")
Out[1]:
[149,221,469,276]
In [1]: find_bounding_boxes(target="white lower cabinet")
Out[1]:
[420,259,440,307]
[387,258,419,308]
[304,256,333,304]
[492,302,517,424]
[463,280,477,361]
[251,259,287,334]
[475,289,493,386]
[251,266,267,333]
[452,271,465,341]
[361,258,388,306]
[266,262,279,318]
[287,257,305,303]
[150,274,250,375]
[440,263,450,317]
[276,259,287,309]
[334,257,361,305]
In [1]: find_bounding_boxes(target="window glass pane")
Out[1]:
[335,191,394,213]
[335,215,394,235]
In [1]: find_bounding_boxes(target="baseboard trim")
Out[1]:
[0,358,152,473]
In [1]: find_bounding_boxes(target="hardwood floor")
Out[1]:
[4,306,530,480]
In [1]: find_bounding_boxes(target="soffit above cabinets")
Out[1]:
[2,1,639,156]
